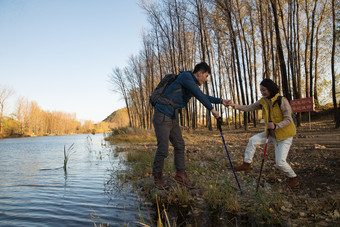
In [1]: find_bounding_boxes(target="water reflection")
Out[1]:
[0,134,153,226]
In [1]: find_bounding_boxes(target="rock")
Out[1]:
[317,221,329,226]
[283,201,292,208]
[281,206,292,212]
[313,144,326,149]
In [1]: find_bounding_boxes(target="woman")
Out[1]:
[229,78,299,188]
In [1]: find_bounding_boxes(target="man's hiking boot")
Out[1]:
[287,176,299,188]
[154,172,168,189]
[174,169,195,189]
[234,162,251,172]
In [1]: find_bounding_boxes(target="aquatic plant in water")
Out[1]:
[86,135,93,153]
[63,143,76,173]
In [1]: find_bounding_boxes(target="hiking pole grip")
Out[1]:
[266,120,273,137]
[217,117,222,132]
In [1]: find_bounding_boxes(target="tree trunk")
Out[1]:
[270,0,291,101]
[331,0,339,128]
[295,0,302,127]
[258,0,269,79]
[304,1,310,98]
[309,0,318,98]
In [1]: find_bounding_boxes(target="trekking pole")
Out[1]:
[256,122,271,193]
[217,117,242,195]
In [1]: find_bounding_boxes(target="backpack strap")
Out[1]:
[273,95,283,108]
[169,100,178,109]
[162,88,183,109]
[165,88,183,95]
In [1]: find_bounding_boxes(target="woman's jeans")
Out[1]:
[152,109,185,176]
[244,131,297,178]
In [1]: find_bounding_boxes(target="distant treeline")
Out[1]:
[0,87,116,138]
[109,0,339,130]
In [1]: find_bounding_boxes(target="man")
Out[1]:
[152,62,230,189]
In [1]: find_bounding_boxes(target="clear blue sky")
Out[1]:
[0,0,148,123]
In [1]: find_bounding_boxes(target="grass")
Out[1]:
[86,135,93,152]
[105,127,297,225]
[90,208,109,227]
[203,176,239,212]
[125,150,154,177]
[253,189,284,224]
[63,143,76,173]
[106,127,156,144]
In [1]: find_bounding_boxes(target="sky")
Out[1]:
[0,0,149,123]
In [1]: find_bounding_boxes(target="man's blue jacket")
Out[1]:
[155,71,222,119]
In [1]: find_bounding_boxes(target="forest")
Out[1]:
[0,87,113,138]
[1,0,339,138]
[109,0,339,130]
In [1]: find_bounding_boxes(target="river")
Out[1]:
[0,134,154,226]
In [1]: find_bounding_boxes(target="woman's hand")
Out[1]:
[223,99,239,109]
[229,103,237,108]
[267,121,276,130]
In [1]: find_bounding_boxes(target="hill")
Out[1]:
[103,107,129,128]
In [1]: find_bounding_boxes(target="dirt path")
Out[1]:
[289,121,340,210]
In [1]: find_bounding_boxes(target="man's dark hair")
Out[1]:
[193,62,211,74]
[260,78,279,98]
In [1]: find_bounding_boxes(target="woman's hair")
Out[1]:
[260,79,279,98]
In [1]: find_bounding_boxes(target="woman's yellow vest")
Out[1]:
[259,93,296,141]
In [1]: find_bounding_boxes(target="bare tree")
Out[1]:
[313,0,327,107]
[0,85,15,135]
[270,0,291,100]
[111,0,337,132]
[108,67,132,127]
[309,0,319,99]
[215,0,248,130]
[331,0,339,128]
[258,0,270,79]
[14,96,30,135]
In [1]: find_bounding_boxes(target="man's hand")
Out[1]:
[222,99,233,107]
[227,101,237,109]
[211,109,220,119]
[222,99,238,109]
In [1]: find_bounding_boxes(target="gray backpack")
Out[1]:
[149,74,182,109]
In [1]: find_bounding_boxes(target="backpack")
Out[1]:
[149,73,182,109]
[273,96,297,124]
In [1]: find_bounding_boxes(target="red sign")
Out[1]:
[290,97,314,113]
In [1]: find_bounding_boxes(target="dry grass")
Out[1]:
[106,122,340,226]
[106,127,156,144]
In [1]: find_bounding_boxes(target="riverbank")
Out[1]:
[106,120,340,226]
[0,131,102,139]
